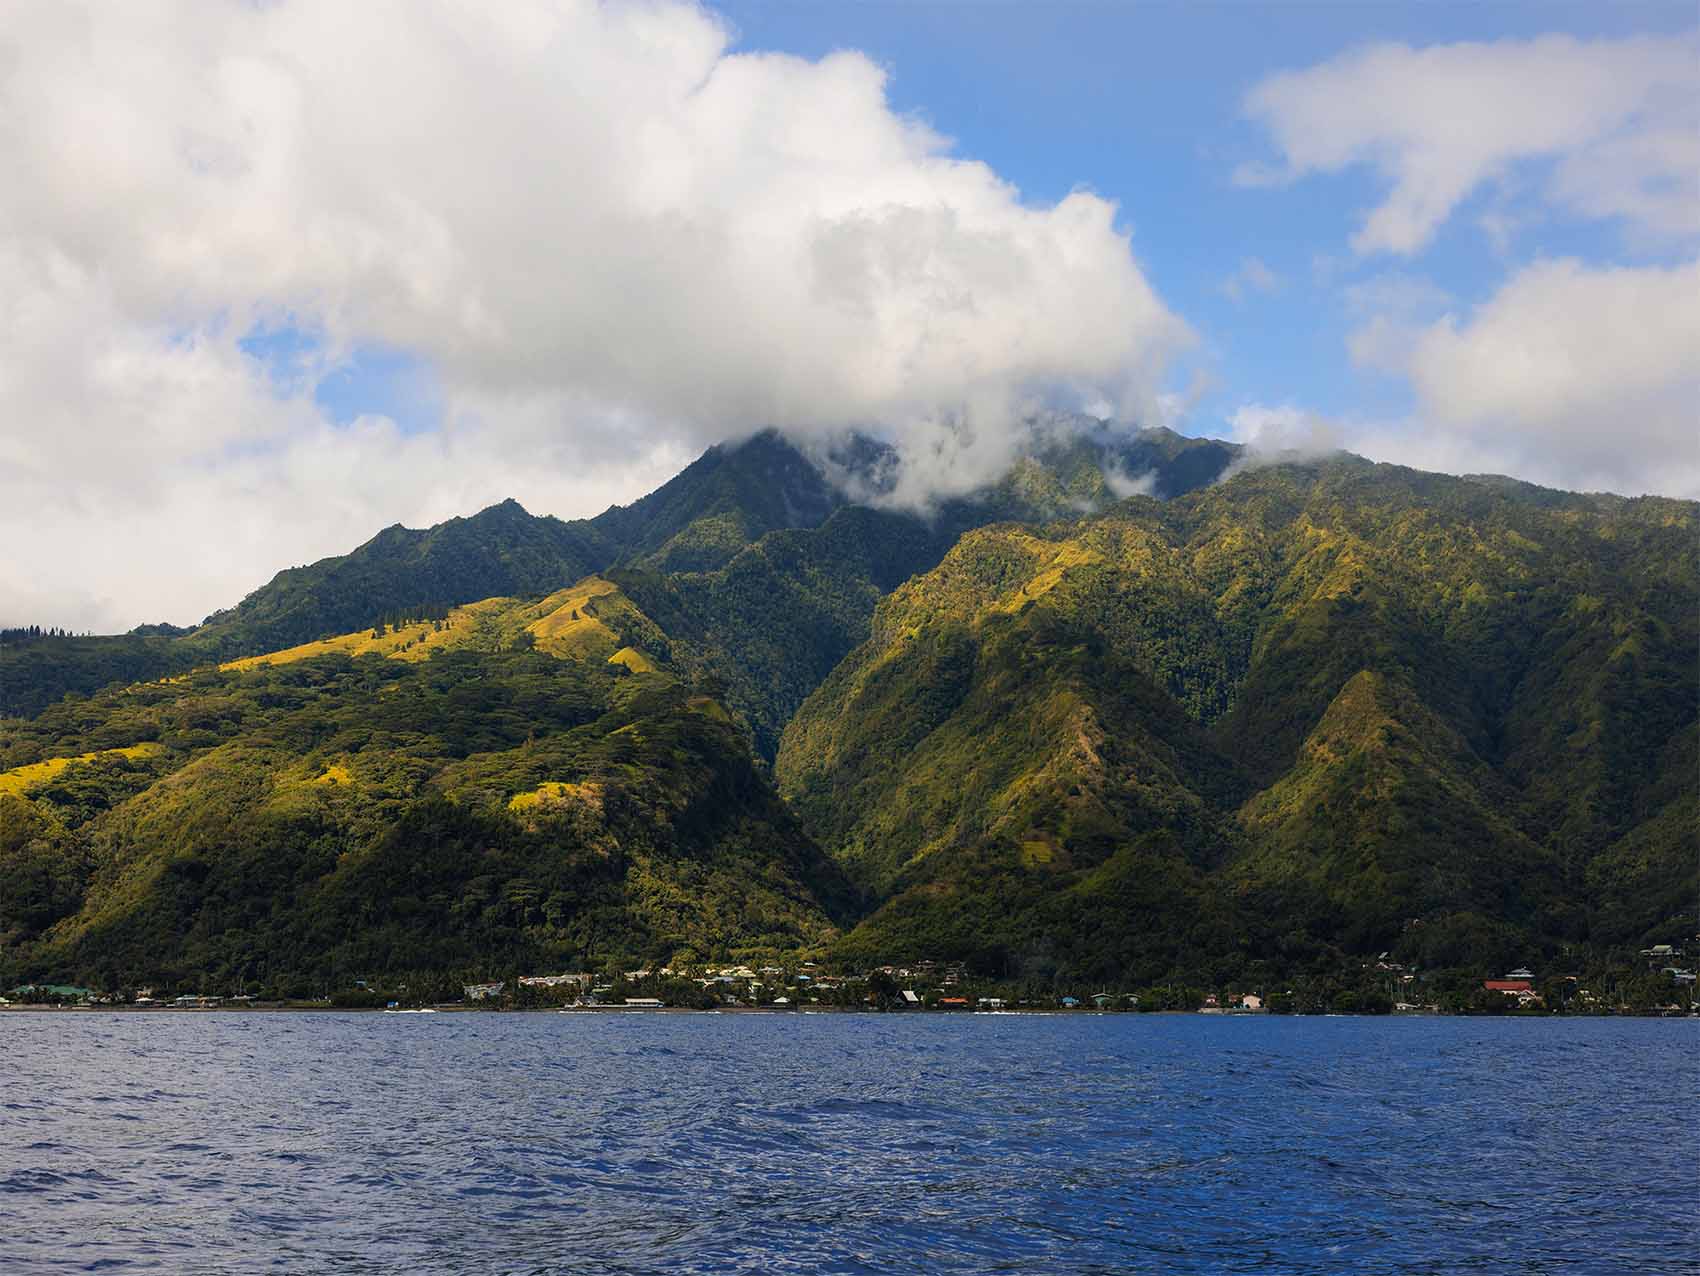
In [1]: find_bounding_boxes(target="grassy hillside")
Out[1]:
[218,577,667,672]
[0,643,850,990]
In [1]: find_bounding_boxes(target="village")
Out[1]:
[5,944,1695,1016]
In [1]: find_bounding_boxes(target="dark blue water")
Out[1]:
[1,1012,1693,1274]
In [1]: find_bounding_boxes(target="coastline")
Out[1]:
[4,1002,1684,1017]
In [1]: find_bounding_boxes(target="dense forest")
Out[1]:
[779,459,1695,980]
[2,429,1693,995]
[0,651,852,991]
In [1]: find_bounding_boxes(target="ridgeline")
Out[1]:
[2,427,1693,999]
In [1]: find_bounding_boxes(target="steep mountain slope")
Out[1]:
[614,506,951,759]
[603,429,848,573]
[186,430,844,660]
[778,524,1250,896]
[217,577,667,672]
[778,459,1698,973]
[190,498,614,658]
[1231,669,1565,954]
[612,425,1243,757]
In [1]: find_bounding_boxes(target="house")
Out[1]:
[978,997,1006,1009]
[1239,993,1264,1011]
[1505,967,1536,981]
[621,997,664,1008]
[1091,993,1114,1008]
[1484,979,1542,1007]
[1060,996,1080,1008]
[463,982,505,1001]
[938,997,970,1009]
[519,973,587,989]
[901,990,921,1004]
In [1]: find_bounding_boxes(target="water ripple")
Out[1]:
[0,1013,1694,1274]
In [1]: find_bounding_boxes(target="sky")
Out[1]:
[1,1,1695,633]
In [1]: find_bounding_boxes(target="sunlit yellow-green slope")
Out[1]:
[220,577,667,673]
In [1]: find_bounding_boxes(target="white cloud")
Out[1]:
[1219,404,1344,479]
[1240,31,1699,255]
[1341,271,1453,373]
[1340,257,1700,497]
[1101,459,1157,501]
[1340,272,1452,319]
[1220,256,1282,303]
[1405,257,1700,494]
[0,0,1190,631]
[0,243,695,632]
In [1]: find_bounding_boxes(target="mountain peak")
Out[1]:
[474,497,532,519]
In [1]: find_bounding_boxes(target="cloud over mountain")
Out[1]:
[0,0,1187,631]
[1393,257,1700,496]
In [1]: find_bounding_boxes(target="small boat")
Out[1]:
[383,1008,438,1014]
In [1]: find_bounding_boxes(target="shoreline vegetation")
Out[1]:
[3,1003,1692,1017]
[7,950,1693,1018]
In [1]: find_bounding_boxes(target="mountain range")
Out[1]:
[2,425,1693,992]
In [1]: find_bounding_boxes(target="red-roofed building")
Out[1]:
[1483,980,1532,993]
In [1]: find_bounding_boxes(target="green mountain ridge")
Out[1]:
[777,459,1697,975]
[0,425,1236,719]
[2,430,1694,992]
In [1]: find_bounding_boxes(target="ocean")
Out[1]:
[1,1011,1693,1274]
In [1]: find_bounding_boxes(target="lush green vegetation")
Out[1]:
[4,433,1692,996]
[779,458,1698,981]
[0,431,852,717]
[0,631,203,718]
[0,649,851,992]
[611,425,1242,759]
